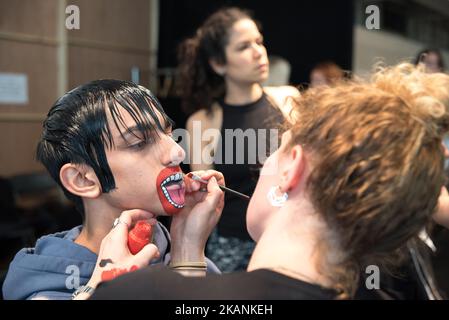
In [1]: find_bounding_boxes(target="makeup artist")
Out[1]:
[179,7,299,272]
[88,62,449,300]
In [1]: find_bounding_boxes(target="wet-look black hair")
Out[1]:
[37,79,174,216]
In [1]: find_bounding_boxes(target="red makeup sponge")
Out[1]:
[127,220,153,255]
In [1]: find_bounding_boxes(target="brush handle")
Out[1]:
[185,173,251,201]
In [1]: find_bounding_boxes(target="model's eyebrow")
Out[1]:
[116,125,154,142]
[235,35,263,46]
[117,120,173,142]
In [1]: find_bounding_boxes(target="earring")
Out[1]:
[267,186,288,207]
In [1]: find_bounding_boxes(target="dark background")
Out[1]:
[158,0,354,86]
[157,0,354,135]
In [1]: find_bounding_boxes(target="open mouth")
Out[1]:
[160,172,185,209]
[156,167,185,214]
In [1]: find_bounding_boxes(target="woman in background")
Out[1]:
[178,7,299,272]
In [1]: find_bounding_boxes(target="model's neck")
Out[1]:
[74,201,121,254]
[247,203,332,288]
[224,81,263,105]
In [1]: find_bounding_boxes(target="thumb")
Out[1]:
[133,243,160,267]
[206,176,223,206]
[185,176,201,193]
[207,176,220,193]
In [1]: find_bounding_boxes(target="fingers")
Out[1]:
[148,218,158,226]
[133,243,160,267]
[120,209,155,226]
[109,209,155,244]
[198,170,225,187]
[184,175,201,193]
[185,170,209,193]
[186,170,225,188]
[186,170,224,200]
[205,176,224,208]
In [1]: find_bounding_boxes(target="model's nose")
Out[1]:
[167,138,186,166]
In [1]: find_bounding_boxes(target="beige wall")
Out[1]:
[353,25,449,77]
[0,0,155,177]
[67,0,152,88]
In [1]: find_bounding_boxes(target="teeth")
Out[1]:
[160,184,184,209]
[162,172,183,185]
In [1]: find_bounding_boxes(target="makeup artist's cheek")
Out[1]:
[259,154,279,177]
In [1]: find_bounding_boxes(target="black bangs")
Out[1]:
[100,82,174,149]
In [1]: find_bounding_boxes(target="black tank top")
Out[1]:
[213,92,284,240]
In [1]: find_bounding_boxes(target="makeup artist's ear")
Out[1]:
[278,145,305,193]
[209,58,226,76]
[60,163,102,199]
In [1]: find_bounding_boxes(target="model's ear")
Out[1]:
[209,58,226,76]
[278,144,306,194]
[60,163,101,199]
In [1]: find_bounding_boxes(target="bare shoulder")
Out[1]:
[264,85,300,101]
[264,86,300,123]
[187,109,209,124]
[186,104,222,131]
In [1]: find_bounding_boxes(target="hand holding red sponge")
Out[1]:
[127,220,154,255]
[99,220,155,283]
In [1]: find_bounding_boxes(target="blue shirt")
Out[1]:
[2,223,220,300]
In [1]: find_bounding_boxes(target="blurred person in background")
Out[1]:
[414,48,446,74]
[309,61,345,88]
[178,7,299,272]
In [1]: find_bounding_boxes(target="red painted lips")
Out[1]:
[156,167,185,215]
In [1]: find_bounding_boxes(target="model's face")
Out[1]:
[247,130,292,241]
[102,107,186,216]
[423,52,441,73]
[310,70,328,87]
[223,18,269,85]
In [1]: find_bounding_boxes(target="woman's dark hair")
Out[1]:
[36,80,173,217]
[414,48,446,71]
[177,7,258,114]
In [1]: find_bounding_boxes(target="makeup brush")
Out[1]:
[185,173,251,201]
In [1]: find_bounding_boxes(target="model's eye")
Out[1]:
[130,140,147,150]
[238,42,250,51]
